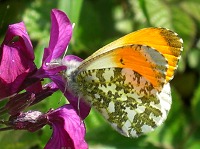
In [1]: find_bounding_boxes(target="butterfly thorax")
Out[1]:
[62,59,83,95]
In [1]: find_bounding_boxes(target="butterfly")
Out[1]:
[64,27,183,137]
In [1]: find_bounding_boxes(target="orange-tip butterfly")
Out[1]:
[63,27,183,137]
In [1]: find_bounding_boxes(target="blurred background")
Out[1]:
[0,0,200,148]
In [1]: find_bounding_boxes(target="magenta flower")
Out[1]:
[0,9,90,149]
[37,9,72,77]
[45,105,88,149]
[0,9,90,117]
[0,22,37,100]
[8,104,88,149]
[36,9,91,119]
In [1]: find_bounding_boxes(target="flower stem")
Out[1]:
[0,127,13,131]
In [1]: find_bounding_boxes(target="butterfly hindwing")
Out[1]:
[75,67,171,137]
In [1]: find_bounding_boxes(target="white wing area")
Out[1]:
[109,76,172,137]
[114,83,171,137]
[74,67,172,137]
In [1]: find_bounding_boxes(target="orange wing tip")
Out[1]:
[157,27,183,83]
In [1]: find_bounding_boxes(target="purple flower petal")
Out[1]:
[0,45,35,86]
[45,104,88,149]
[3,22,34,60]
[64,90,91,120]
[0,22,36,99]
[43,9,72,65]
[36,9,72,79]
[63,55,83,62]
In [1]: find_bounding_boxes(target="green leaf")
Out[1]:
[0,130,42,149]
[191,82,200,123]
[143,0,171,28]
[171,6,196,54]
[22,1,56,42]
[188,48,200,72]
[181,0,200,23]
[58,0,83,25]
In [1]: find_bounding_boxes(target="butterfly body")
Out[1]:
[64,27,183,137]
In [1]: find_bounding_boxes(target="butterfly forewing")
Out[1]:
[79,28,183,85]
[75,67,171,137]
[77,45,168,91]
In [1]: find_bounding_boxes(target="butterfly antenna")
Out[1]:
[62,45,69,59]
[78,96,81,117]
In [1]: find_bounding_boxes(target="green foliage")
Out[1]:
[0,0,200,148]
